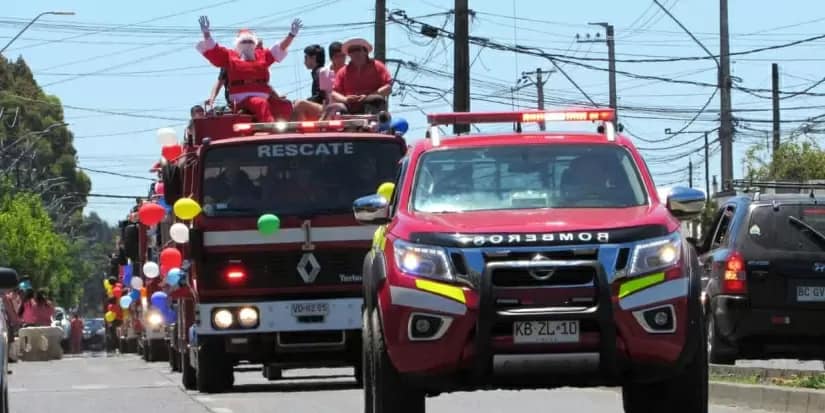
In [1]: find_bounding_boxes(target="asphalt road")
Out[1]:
[7,352,786,413]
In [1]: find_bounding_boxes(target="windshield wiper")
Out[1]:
[788,215,825,251]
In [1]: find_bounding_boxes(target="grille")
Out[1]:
[277,331,345,346]
[491,267,595,287]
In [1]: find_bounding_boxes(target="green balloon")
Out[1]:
[257,214,280,235]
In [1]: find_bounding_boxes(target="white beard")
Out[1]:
[237,45,255,61]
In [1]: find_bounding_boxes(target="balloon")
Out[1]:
[377,182,395,200]
[166,268,181,286]
[140,287,148,298]
[130,276,144,290]
[157,127,178,146]
[151,291,168,308]
[112,286,123,299]
[257,214,280,235]
[138,203,166,226]
[104,311,116,322]
[174,198,202,220]
[143,261,160,279]
[107,303,116,313]
[119,295,132,309]
[154,182,165,196]
[103,279,111,290]
[129,289,140,301]
[160,248,182,269]
[169,223,189,243]
[161,144,183,162]
[122,263,133,286]
[391,117,409,134]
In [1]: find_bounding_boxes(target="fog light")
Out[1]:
[408,313,452,341]
[632,304,676,334]
[213,309,234,329]
[653,311,669,326]
[238,307,259,328]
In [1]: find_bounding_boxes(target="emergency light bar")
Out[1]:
[233,119,370,134]
[426,109,615,126]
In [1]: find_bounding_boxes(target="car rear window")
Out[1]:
[748,204,825,252]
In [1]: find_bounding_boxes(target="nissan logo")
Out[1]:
[528,255,556,280]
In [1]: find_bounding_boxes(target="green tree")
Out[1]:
[744,138,825,181]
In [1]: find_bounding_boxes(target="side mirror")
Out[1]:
[664,186,706,220]
[353,194,391,225]
[0,267,19,290]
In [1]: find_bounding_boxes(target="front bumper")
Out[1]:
[379,245,697,389]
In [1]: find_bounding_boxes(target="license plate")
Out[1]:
[796,286,825,302]
[513,320,580,344]
[290,302,329,317]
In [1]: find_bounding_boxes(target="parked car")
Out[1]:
[52,307,71,349]
[697,182,825,364]
[83,318,105,351]
[0,267,21,413]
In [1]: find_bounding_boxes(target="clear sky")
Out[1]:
[3,0,825,225]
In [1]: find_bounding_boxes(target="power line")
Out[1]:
[77,166,154,181]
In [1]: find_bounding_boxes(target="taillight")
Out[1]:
[225,266,246,282]
[722,252,747,294]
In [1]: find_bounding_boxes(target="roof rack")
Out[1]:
[729,179,825,201]
[424,109,616,146]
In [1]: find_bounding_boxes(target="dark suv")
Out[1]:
[698,181,825,364]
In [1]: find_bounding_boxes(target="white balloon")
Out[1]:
[130,276,144,290]
[156,127,178,146]
[143,261,160,279]
[169,223,189,244]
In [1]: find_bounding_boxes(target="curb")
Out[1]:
[710,364,824,380]
[710,381,825,413]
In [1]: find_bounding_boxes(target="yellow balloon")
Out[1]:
[377,182,395,201]
[103,279,111,289]
[174,197,202,220]
[104,311,116,322]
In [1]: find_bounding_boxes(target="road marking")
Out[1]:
[72,384,111,391]
[211,408,233,413]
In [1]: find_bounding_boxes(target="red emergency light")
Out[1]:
[233,119,368,134]
[225,265,246,282]
[426,109,615,127]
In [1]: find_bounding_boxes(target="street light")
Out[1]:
[0,11,75,55]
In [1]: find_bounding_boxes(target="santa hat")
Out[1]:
[234,28,259,48]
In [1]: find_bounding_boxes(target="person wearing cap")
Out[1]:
[330,38,393,115]
[196,15,302,122]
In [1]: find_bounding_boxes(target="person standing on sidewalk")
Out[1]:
[70,313,84,354]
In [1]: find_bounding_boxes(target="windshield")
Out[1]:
[412,144,648,212]
[201,138,404,217]
[85,319,104,330]
[749,204,825,252]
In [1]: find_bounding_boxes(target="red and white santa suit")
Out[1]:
[196,29,288,122]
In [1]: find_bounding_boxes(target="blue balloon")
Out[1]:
[391,118,409,134]
[122,264,132,288]
[157,197,171,213]
[119,295,133,309]
[129,289,140,301]
[151,291,168,307]
[166,268,182,286]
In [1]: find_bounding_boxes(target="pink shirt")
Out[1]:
[20,300,53,326]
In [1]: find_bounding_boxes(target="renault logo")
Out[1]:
[297,253,321,283]
[528,254,556,280]
[814,262,825,273]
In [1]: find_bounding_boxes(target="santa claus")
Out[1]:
[196,15,302,122]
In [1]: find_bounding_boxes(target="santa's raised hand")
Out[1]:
[290,19,303,37]
[199,16,211,37]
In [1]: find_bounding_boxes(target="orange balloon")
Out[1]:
[140,287,148,298]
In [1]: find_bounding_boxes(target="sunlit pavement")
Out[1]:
[8,353,782,413]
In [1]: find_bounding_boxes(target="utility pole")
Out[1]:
[453,0,471,134]
[772,62,780,154]
[705,132,710,198]
[577,23,617,126]
[374,0,386,62]
[689,158,694,188]
[719,0,734,190]
[521,68,555,130]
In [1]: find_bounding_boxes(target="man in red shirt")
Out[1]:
[331,38,392,115]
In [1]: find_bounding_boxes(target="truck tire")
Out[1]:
[182,349,197,390]
[370,310,425,413]
[362,310,373,413]
[196,338,233,393]
[707,315,736,365]
[622,311,709,413]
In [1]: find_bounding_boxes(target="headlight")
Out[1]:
[626,232,682,277]
[238,307,259,328]
[213,309,234,329]
[393,239,454,281]
[147,311,164,327]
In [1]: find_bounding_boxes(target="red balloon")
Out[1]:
[138,202,165,226]
[161,144,183,162]
[107,303,116,312]
[159,247,182,269]
[155,181,165,196]
[113,286,123,299]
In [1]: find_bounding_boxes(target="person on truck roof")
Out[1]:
[318,41,348,118]
[196,15,302,122]
[330,38,392,115]
[292,44,326,121]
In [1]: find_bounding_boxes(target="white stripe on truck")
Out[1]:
[203,226,377,247]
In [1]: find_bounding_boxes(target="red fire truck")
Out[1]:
[162,111,408,393]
